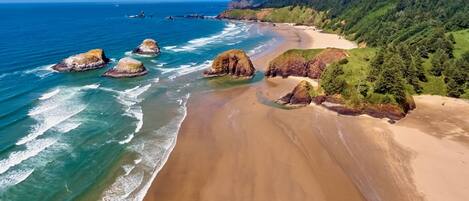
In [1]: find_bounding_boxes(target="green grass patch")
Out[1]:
[450,29,469,58]
[341,48,376,86]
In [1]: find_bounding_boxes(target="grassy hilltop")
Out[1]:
[223,0,469,109]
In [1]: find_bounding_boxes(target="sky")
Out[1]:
[0,0,228,3]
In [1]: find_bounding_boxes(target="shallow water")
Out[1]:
[0,2,280,200]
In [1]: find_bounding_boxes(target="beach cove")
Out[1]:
[144,23,469,201]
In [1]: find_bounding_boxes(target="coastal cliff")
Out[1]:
[203,49,255,78]
[52,49,110,72]
[265,48,348,79]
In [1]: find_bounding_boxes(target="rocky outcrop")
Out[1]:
[265,48,348,79]
[312,95,417,121]
[132,39,160,56]
[103,57,148,78]
[203,49,256,78]
[276,80,314,106]
[52,49,110,72]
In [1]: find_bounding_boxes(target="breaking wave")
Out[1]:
[163,22,251,52]
[102,93,190,201]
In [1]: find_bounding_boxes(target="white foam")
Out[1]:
[119,133,135,145]
[134,93,190,201]
[0,168,35,190]
[19,85,94,145]
[0,138,57,175]
[166,22,251,52]
[101,93,191,201]
[24,64,56,78]
[168,60,212,80]
[38,89,61,100]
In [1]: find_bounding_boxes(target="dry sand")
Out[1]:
[144,23,469,201]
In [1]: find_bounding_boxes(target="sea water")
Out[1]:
[0,2,280,201]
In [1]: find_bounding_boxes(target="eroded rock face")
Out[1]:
[132,39,160,56]
[203,49,255,78]
[266,48,348,79]
[276,80,313,106]
[52,49,110,72]
[103,57,148,78]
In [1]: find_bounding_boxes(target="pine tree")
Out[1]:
[412,54,427,82]
[446,63,466,97]
[321,63,346,95]
[430,49,449,76]
[368,48,385,82]
[448,33,456,44]
[374,55,407,103]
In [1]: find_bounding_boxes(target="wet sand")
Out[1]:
[144,24,469,201]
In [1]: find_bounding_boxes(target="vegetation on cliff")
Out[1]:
[225,0,469,100]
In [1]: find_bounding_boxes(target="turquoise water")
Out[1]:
[0,2,280,200]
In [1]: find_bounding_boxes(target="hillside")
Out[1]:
[223,0,469,102]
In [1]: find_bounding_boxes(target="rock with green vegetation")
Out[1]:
[265,48,348,79]
[203,49,255,79]
[52,49,110,72]
[276,80,314,106]
[132,39,160,56]
[103,57,148,78]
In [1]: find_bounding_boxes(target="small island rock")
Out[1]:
[52,49,110,72]
[132,39,160,56]
[276,80,314,106]
[103,57,148,78]
[203,49,255,78]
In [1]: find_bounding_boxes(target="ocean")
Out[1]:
[0,2,279,200]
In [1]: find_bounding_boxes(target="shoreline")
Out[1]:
[143,22,469,201]
[143,22,365,201]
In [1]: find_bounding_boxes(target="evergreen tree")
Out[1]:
[374,55,407,104]
[448,33,456,44]
[368,48,385,82]
[445,63,466,97]
[430,49,449,76]
[412,54,427,82]
[321,63,346,95]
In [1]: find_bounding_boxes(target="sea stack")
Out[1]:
[132,39,160,56]
[203,49,255,78]
[276,80,314,106]
[103,57,148,78]
[52,49,110,72]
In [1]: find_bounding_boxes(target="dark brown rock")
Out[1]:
[276,80,314,106]
[52,49,110,72]
[203,49,255,78]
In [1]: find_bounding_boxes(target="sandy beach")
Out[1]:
[144,23,469,201]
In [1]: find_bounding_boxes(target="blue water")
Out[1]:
[0,2,279,200]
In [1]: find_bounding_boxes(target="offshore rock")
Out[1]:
[103,57,148,78]
[203,49,255,78]
[52,49,109,72]
[132,39,160,56]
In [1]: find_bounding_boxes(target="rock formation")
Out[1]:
[103,57,148,78]
[312,94,416,121]
[203,49,256,78]
[132,39,160,56]
[52,49,110,72]
[276,80,314,106]
[265,48,348,79]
